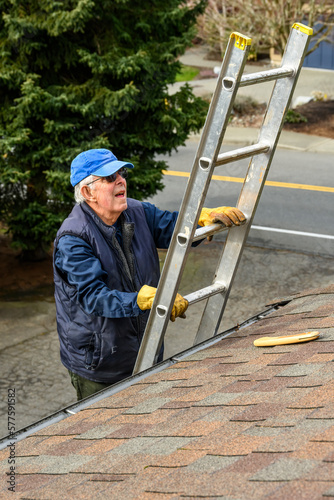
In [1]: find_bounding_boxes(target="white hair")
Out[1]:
[74,175,96,204]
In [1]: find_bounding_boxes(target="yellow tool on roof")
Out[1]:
[254,331,320,347]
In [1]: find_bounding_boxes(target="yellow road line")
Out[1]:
[162,170,334,193]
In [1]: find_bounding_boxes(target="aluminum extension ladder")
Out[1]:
[133,23,313,374]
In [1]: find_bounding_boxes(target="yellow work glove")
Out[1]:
[199,206,246,227]
[170,293,189,322]
[137,285,188,322]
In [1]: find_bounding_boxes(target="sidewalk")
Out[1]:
[172,45,334,154]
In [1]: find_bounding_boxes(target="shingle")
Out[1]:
[32,408,119,436]
[255,376,300,392]
[193,392,241,406]
[296,418,333,433]
[111,436,193,456]
[74,423,121,439]
[4,473,53,495]
[323,485,334,497]
[143,469,216,496]
[231,403,283,422]
[209,363,260,377]
[248,353,286,365]
[304,302,334,318]
[186,454,241,472]
[191,433,271,455]
[136,493,179,500]
[310,425,334,442]
[199,405,249,423]
[318,329,334,342]
[14,454,93,474]
[324,450,334,463]
[221,379,260,392]
[111,408,181,426]
[290,440,334,460]
[15,435,72,456]
[169,383,224,402]
[143,448,206,468]
[73,452,150,474]
[306,353,334,363]
[124,397,171,414]
[105,473,174,500]
[224,451,283,474]
[144,418,221,438]
[292,318,334,330]
[250,458,318,481]
[77,438,127,455]
[267,297,313,316]
[16,473,88,499]
[40,437,92,456]
[306,462,334,481]
[275,363,324,377]
[265,480,334,500]
[254,431,310,453]
[315,341,334,353]
[159,401,192,409]
[231,387,312,406]
[244,426,284,437]
[184,348,231,361]
[139,381,176,394]
[289,382,334,408]
[259,407,316,427]
[248,365,286,380]
[52,475,121,499]
[104,423,154,439]
[177,469,280,498]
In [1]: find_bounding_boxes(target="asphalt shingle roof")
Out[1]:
[1,284,333,499]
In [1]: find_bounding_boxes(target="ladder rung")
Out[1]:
[198,143,269,172]
[215,142,270,167]
[239,66,294,87]
[184,282,226,306]
[193,223,228,242]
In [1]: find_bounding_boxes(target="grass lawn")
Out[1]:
[175,65,200,82]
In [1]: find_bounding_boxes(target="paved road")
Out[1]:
[148,137,334,257]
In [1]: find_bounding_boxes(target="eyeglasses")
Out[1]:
[86,167,128,186]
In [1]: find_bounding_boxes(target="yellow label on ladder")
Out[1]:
[230,32,252,50]
[293,23,313,36]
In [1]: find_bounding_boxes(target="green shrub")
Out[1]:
[284,109,308,124]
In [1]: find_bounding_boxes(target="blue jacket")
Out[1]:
[53,199,178,384]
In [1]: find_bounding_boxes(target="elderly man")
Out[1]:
[53,148,245,400]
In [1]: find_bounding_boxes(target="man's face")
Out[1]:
[86,170,128,225]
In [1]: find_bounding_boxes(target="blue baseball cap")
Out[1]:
[70,148,134,187]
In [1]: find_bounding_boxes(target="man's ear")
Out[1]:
[81,185,96,202]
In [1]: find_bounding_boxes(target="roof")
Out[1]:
[1,284,334,499]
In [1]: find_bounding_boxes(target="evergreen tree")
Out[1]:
[0,0,207,259]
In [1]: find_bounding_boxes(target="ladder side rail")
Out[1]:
[133,33,252,375]
[194,23,313,345]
